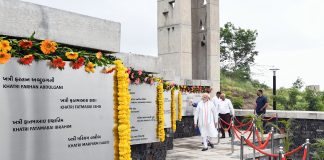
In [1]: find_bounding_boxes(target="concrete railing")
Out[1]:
[235,109,324,120]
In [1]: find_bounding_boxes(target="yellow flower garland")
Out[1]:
[178,91,182,121]
[171,89,176,132]
[156,82,165,142]
[113,60,131,160]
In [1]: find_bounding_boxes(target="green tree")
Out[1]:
[287,88,299,108]
[304,89,324,111]
[220,22,258,79]
[292,77,304,89]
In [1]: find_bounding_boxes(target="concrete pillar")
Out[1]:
[158,0,192,81]
[191,0,220,94]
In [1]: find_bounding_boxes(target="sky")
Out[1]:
[21,0,324,90]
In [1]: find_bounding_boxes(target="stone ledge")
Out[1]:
[0,0,121,52]
[235,109,324,120]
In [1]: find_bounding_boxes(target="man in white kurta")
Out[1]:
[194,93,218,151]
[212,91,221,107]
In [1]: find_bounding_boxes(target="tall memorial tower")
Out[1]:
[158,0,220,93]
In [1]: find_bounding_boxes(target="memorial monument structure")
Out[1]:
[0,0,220,159]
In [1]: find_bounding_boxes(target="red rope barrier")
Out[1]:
[233,127,242,141]
[244,138,279,158]
[235,120,252,129]
[219,118,231,126]
[234,117,254,128]
[232,125,253,141]
[221,125,231,132]
[258,133,272,149]
[234,123,253,134]
[234,116,243,125]
[302,146,307,160]
[284,145,303,157]
[255,129,262,146]
[246,129,253,139]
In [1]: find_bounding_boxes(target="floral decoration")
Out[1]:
[156,82,165,142]
[51,57,65,70]
[171,89,177,132]
[178,91,182,121]
[0,51,11,64]
[127,67,155,85]
[19,54,34,65]
[179,85,212,93]
[40,39,57,55]
[113,60,131,160]
[85,62,95,73]
[0,33,118,73]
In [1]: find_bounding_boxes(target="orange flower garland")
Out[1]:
[85,62,95,73]
[40,39,57,54]
[71,57,85,69]
[0,40,12,53]
[65,52,79,60]
[19,40,33,49]
[51,57,65,69]
[96,51,103,59]
[0,52,11,64]
[19,54,34,65]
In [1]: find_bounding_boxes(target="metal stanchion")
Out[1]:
[252,119,256,160]
[231,117,234,153]
[275,113,278,133]
[306,139,310,160]
[240,134,244,160]
[278,146,284,160]
[217,118,220,145]
[271,127,274,160]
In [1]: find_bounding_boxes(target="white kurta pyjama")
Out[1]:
[194,101,218,137]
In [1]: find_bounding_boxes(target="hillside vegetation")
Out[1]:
[220,71,273,109]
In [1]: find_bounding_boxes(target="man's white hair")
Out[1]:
[202,93,210,99]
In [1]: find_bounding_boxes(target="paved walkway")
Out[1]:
[166,135,271,160]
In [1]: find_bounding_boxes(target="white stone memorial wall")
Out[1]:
[129,84,159,145]
[0,59,114,160]
[164,91,171,128]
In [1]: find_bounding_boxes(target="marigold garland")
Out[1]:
[113,60,131,160]
[156,82,165,142]
[171,89,177,132]
[178,91,182,121]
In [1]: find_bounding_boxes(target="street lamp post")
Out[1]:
[269,68,279,110]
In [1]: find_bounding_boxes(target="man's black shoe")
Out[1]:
[202,148,208,151]
[208,142,214,148]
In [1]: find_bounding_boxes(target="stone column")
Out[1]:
[191,0,220,94]
[158,0,192,81]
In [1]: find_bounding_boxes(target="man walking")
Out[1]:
[255,89,268,115]
[255,89,269,131]
[194,93,218,151]
[212,91,221,107]
[217,93,235,138]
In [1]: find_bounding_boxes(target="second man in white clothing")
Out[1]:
[216,93,235,138]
